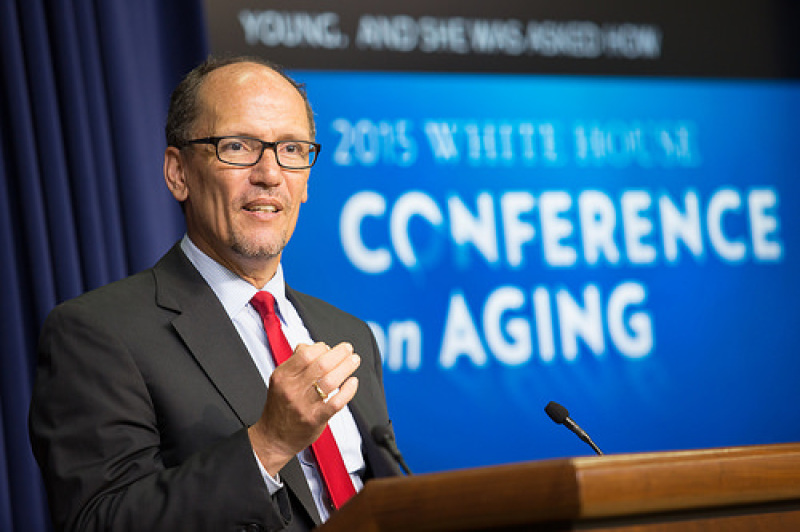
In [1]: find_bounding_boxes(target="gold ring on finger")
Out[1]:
[312,381,328,400]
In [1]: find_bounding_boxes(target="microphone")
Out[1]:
[544,401,604,456]
[371,425,413,475]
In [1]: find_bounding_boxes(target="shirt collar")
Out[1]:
[180,235,290,322]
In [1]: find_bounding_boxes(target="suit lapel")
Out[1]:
[153,245,266,426]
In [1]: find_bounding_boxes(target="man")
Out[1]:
[29,56,402,531]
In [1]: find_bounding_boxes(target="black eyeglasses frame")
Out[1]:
[182,136,321,169]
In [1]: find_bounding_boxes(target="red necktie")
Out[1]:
[250,291,357,509]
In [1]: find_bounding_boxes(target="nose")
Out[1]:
[248,147,283,187]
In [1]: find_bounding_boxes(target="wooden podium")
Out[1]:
[319,442,800,531]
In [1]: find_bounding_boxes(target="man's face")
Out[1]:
[164,63,313,283]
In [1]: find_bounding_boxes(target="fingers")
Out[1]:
[289,342,360,401]
[325,375,358,411]
[311,343,361,400]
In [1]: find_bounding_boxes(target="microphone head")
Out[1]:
[545,401,570,424]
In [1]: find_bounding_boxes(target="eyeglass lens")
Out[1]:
[216,137,316,168]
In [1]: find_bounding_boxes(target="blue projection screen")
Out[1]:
[280,73,800,472]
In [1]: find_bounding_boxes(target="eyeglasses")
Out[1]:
[183,136,321,169]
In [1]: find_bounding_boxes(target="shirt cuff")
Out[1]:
[252,449,284,495]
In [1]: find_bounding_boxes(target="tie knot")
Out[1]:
[251,291,277,318]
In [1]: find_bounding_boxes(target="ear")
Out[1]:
[163,146,189,202]
[301,180,308,203]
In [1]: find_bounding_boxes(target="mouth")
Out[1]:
[244,204,278,213]
[242,198,282,215]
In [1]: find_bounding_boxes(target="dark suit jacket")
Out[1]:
[29,244,401,532]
